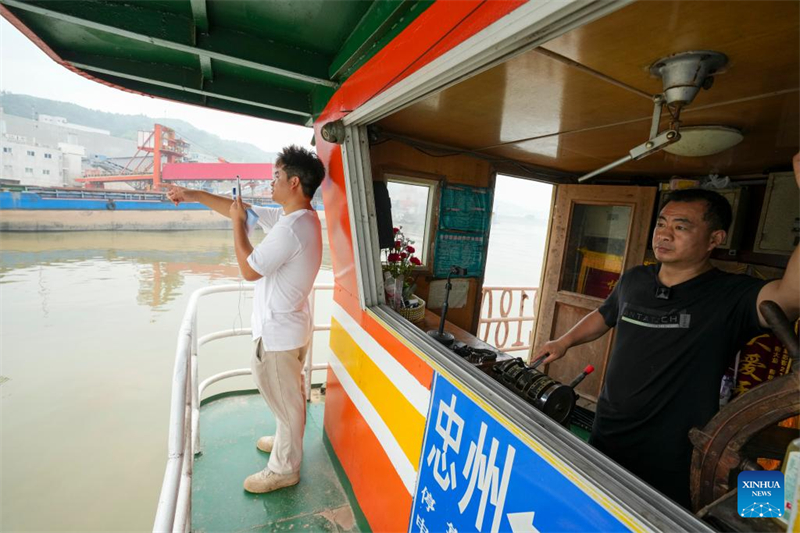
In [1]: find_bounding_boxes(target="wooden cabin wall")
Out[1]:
[643,178,794,272]
[370,139,493,333]
[709,181,791,270]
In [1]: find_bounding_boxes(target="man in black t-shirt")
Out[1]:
[533,153,800,508]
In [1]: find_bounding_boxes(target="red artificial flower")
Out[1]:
[406,245,415,253]
[387,253,401,262]
[394,240,402,249]
[400,252,408,259]
[410,256,422,266]
[393,227,399,234]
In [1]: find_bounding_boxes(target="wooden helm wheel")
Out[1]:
[689,371,799,511]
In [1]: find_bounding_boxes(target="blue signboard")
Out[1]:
[410,373,632,533]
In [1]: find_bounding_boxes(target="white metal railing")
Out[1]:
[153,283,333,533]
[478,286,538,352]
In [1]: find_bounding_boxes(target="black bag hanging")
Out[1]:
[372,180,394,249]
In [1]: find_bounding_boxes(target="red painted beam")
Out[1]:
[162,163,274,181]
[76,163,275,183]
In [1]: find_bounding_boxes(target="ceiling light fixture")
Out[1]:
[662,125,743,157]
[578,51,729,182]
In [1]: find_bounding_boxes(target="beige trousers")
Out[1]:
[251,338,308,475]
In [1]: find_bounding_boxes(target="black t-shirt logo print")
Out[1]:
[620,303,691,329]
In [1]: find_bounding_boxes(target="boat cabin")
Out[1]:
[4,0,797,531]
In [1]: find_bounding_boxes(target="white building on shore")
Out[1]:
[0,108,136,187]
[1,133,63,187]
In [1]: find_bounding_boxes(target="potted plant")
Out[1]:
[382,226,425,321]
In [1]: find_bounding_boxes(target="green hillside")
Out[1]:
[0,92,278,163]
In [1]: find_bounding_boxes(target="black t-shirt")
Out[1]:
[590,264,767,505]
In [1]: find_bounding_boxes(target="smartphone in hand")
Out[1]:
[235,176,242,199]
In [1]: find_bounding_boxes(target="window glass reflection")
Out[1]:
[559,204,631,298]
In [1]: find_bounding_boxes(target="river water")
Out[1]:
[0,215,546,531]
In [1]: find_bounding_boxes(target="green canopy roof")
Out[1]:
[1,0,432,125]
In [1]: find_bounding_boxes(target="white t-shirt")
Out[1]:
[247,206,322,351]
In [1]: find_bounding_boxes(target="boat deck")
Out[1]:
[192,391,369,533]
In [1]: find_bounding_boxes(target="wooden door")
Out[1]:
[532,185,656,403]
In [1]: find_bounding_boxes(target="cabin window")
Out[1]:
[24,167,33,174]
[559,204,632,299]
[27,150,35,157]
[43,169,50,175]
[2,147,10,153]
[385,174,437,267]
[44,153,52,159]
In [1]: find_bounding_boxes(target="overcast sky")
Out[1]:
[0,17,552,213]
[0,18,314,154]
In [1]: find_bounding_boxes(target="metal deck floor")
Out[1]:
[192,391,369,532]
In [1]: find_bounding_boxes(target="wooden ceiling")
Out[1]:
[377,1,799,179]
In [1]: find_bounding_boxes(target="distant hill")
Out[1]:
[0,92,277,163]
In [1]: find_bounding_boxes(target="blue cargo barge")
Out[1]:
[0,189,281,211]
[0,188,320,231]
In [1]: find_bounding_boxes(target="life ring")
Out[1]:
[106,200,116,211]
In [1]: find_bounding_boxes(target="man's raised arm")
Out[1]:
[166,184,249,219]
[756,152,800,326]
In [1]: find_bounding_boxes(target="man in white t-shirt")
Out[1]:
[167,145,325,493]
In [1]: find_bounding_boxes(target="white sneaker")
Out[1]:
[256,436,275,453]
[243,468,300,493]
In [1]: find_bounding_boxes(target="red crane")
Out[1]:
[77,124,273,194]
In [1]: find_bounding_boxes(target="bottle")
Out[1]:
[776,437,800,528]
